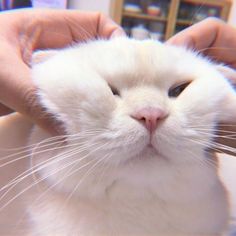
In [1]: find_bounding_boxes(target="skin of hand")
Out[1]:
[168,17,236,153]
[0,9,124,134]
[167,17,236,71]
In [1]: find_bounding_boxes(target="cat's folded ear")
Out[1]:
[216,65,236,85]
[31,50,58,66]
[214,66,236,153]
[216,65,236,123]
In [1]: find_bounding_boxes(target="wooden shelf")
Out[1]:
[122,11,167,22]
[111,0,232,40]
[180,0,231,7]
[176,19,193,25]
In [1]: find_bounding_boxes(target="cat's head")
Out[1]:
[31,37,236,195]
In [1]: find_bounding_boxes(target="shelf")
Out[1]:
[122,11,167,23]
[176,19,193,25]
[180,0,230,7]
[111,0,232,41]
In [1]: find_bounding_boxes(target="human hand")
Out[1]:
[0,9,124,134]
[168,18,236,154]
[167,18,236,72]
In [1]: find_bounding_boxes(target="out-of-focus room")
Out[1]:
[0,0,235,41]
[0,1,236,235]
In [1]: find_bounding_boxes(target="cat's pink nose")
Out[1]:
[131,107,167,132]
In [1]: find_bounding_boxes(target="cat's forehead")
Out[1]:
[67,38,213,88]
[35,38,216,92]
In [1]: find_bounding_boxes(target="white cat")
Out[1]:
[0,37,236,236]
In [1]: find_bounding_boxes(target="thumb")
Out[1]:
[0,47,63,135]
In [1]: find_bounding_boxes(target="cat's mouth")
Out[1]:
[140,143,159,157]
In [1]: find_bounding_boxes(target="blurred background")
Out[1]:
[0,0,235,41]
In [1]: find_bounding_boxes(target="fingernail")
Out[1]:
[166,35,195,49]
[110,28,126,38]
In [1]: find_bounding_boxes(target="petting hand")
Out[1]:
[0,9,124,134]
[167,17,236,72]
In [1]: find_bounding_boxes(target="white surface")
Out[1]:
[68,0,111,15]
[219,154,236,218]
[32,0,67,8]
[218,154,236,235]
[229,0,236,26]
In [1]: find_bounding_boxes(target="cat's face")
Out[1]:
[31,37,235,195]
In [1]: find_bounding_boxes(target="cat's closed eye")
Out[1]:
[108,83,120,96]
[168,81,191,98]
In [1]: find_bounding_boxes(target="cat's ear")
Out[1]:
[216,65,236,123]
[216,65,236,84]
[31,50,58,65]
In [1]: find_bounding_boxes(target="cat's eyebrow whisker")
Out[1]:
[0,140,112,210]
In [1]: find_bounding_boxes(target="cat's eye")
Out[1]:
[168,82,191,98]
[108,84,120,96]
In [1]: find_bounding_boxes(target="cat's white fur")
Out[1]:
[0,37,236,235]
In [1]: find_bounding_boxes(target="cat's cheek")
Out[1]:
[64,95,117,133]
[150,112,200,162]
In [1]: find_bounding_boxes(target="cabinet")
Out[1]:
[111,0,232,41]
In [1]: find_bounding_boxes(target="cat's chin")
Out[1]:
[142,144,158,155]
[125,144,165,164]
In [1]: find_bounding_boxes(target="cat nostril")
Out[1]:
[131,107,167,132]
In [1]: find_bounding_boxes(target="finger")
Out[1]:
[96,13,125,38]
[0,10,122,134]
[11,10,123,64]
[18,11,121,49]
[0,45,62,134]
[167,18,236,68]
[110,28,126,38]
[0,104,14,116]
[167,18,221,49]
